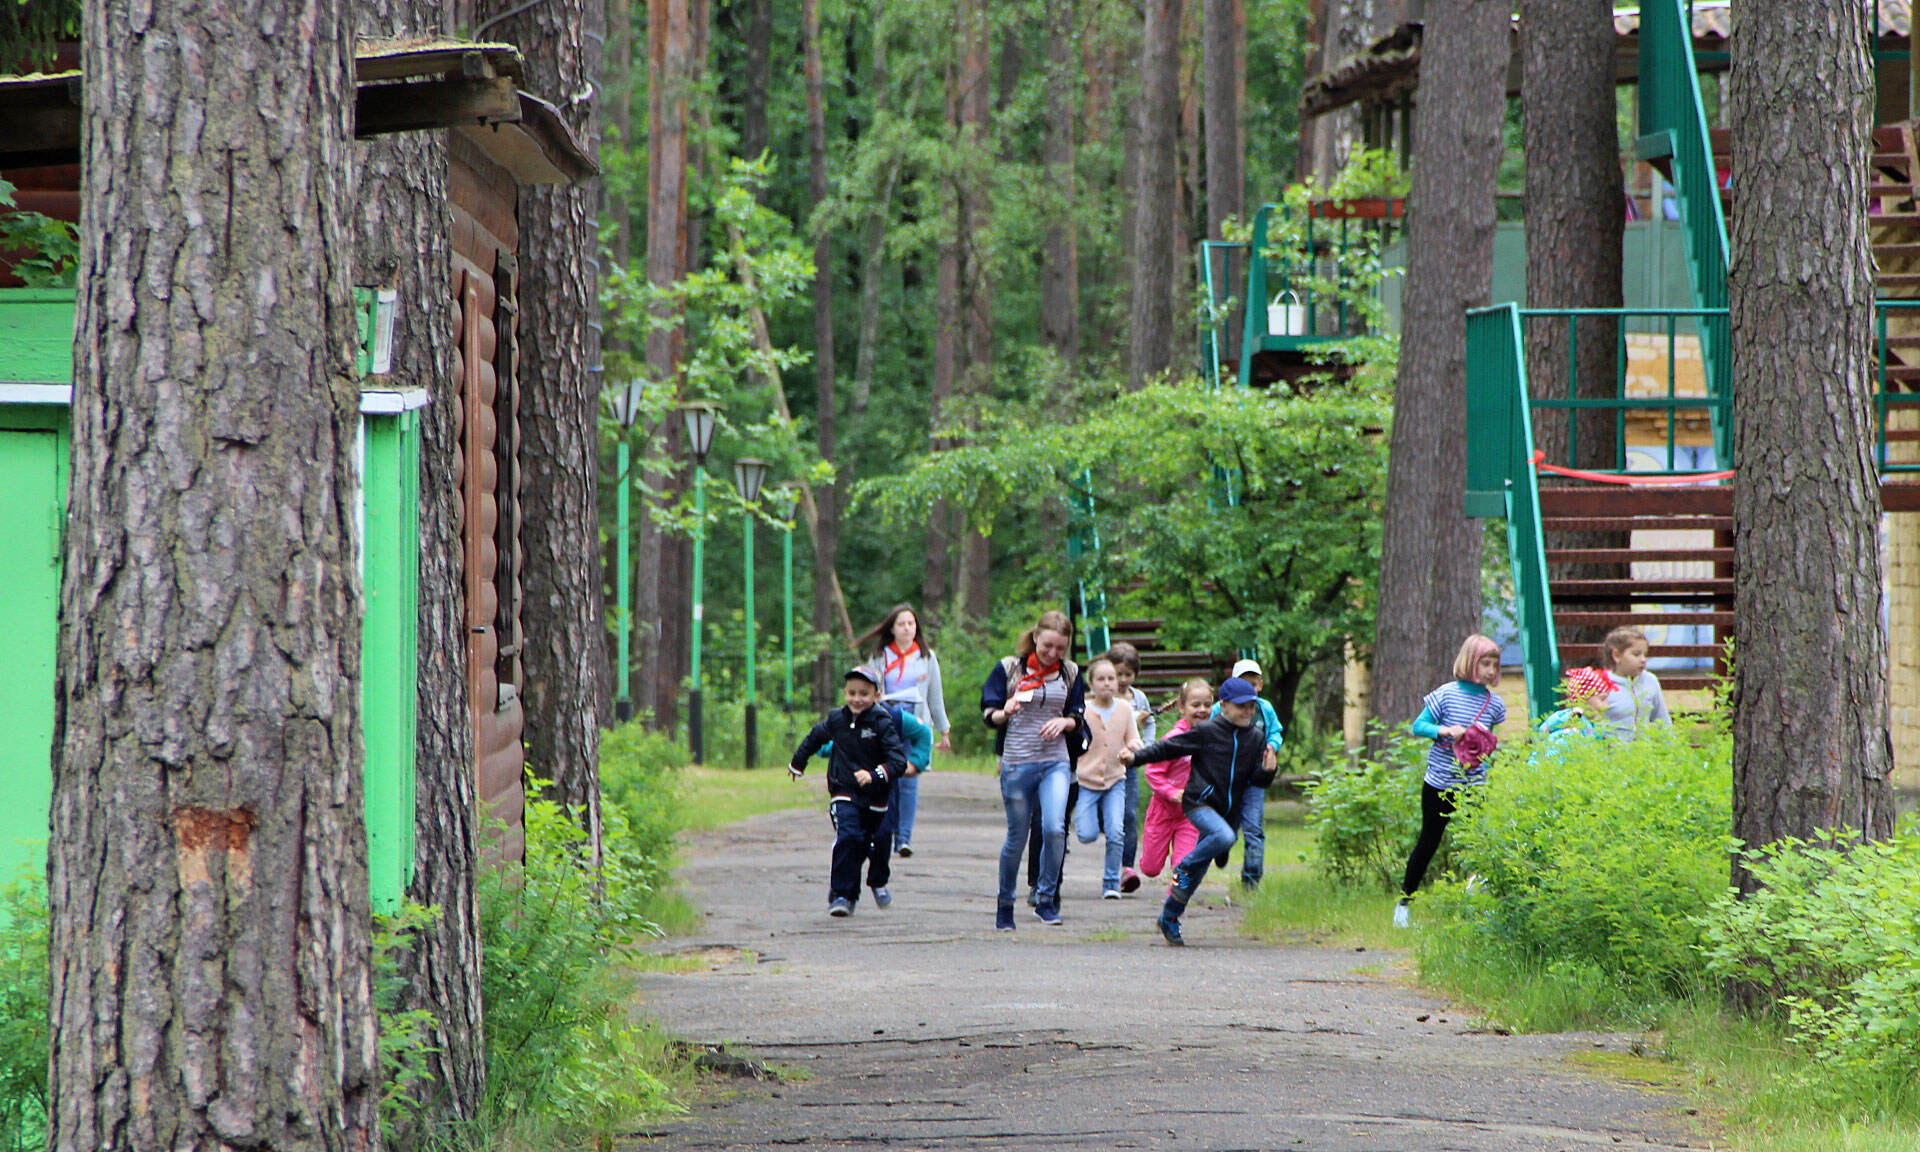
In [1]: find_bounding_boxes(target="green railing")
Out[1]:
[1199,238,1249,391]
[1636,0,1731,466]
[1067,470,1110,660]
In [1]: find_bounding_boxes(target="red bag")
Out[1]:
[1453,695,1498,769]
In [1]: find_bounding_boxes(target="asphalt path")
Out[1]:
[628,770,1707,1151]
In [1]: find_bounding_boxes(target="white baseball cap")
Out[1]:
[1230,658,1263,679]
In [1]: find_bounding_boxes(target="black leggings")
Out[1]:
[1401,783,1457,898]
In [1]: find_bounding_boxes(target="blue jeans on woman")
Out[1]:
[999,760,1070,910]
[1073,782,1127,891]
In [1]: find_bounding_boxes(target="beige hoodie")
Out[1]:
[1077,697,1140,790]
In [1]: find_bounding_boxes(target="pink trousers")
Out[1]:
[1137,796,1198,878]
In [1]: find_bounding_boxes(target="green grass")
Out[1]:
[1235,803,1407,952]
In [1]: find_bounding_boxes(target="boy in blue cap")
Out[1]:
[789,667,910,917]
[1119,676,1268,945]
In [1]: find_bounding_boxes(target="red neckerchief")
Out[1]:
[1015,653,1059,694]
[881,641,919,684]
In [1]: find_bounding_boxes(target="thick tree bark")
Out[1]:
[641,0,691,728]
[353,1,486,1133]
[52,0,377,1144]
[1041,0,1081,379]
[1521,0,1627,647]
[1729,0,1894,891]
[1203,0,1242,238]
[1128,0,1184,386]
[477,0,606,844]
[1367,0,1505,741]
[803,0,844,689]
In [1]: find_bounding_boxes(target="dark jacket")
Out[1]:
[790,704,909,808]
[979,655,1088,763]
[1128,713,1268,817]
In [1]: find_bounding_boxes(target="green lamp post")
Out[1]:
[733,456,770,769]
[683,403,718,763]
[612,380,642,723]
[772,484,798,710]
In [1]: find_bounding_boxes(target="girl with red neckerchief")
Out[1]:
[979,609,1087,930]
[856,604,953,857]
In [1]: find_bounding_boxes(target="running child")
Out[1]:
[1073,658,1143,899]
[1211,658,1285,890]
[1118,676,1268,945]
[813,704,935,873]
[1135,678,1212,887]
[1104,643,1155,893]
[1394,634,1508,928]
[1593,626,1670,740]
[788,667,910,917]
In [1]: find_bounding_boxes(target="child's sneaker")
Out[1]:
[995,904,1015,931]
[1102,887,1121,900]
[1034,902,1063,926]
[1392,898,1411,929]
[829,897,854,918]
[1156,915,1184,946]
[1119,867,1142,893]
[872,886,891,908]
[896,844,914,858]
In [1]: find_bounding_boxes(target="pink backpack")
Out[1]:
[1453,694,1498,769]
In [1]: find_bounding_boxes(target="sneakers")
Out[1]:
[1156,915,1185,946]
[1119,867,1142,894]
[995,904,1015,931]
[1214,852,1230,869]
[829,897,854,918]
[1102,887,1121,900]
[1392,898,1411,929]
[872,886,892,908]
[1034,902,1063,926]
[896,844,914,858]
[1025,886,1039,907]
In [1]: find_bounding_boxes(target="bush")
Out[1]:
[1421,722,1731,1011]
[0,876,47,1151]
[477,787,685,1138]
[600,718,688,862]
[1696,826,1920,1115]
[1302,726,1431,889]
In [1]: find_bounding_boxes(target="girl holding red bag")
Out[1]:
[1394,634,1507,928]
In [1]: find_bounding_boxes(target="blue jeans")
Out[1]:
[828,799,891,903]
[886,771,922,849]
[1121,764,1141,868]
[1073,781,1127,890]
[999,759,1070,907]
[1170,804,1238,898]
[1232,783,1265,885]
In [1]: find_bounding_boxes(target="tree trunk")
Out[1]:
[641,0,691,729]
[1729,0,1894,893]
[1128,0,1184,386]
[353,0,486,1130]
[1367,0,1505,742]
[802,0,844,697]
[1521,0,1627,652]
[954,0,993,618]
[741,0,773,166]
[923,27,962,616]
[51,0,377,1143]
[853,4,896,415]
[1203,0,1243,238]
[477,0,606,846]
[1298,0,1387,185]
[1041,0,1081,379]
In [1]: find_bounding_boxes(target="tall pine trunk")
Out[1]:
[1128,0,1184,386]
[1042,0,1081,379]
[353,0,486,1128]
[1367,0,1505,739]
[955,0,993,618]
[51,0,377,1142]
[803,0,843,687]
[1730,0,1894,892]
[477,0,607,840]
[1520,0,1627,651]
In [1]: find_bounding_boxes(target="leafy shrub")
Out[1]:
[0,876,47,1151]
[1303,726,1431,889]
[600,717,687,863]
[1422,722,1731,1008]
[478,787,684,1136]
[1696,826,1920,1114]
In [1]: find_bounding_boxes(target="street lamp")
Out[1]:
[611,380,644,723]
[733,457,771,768]
[683,403,718,763]
[771,485,800,710]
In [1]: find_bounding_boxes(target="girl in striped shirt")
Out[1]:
[1394,634,1507,928]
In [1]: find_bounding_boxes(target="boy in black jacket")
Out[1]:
[1119,676,1268,945]
[790,667,911,917]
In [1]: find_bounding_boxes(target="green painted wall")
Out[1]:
[361,411,421,912]
[0,289,78,384]
[0,429,62,886]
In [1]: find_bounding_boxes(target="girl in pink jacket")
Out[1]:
[1135,679,1213,888]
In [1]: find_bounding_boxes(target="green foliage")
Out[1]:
[478,787,684,1137]
[1419,723,1732,1017]
[0,177,77,289]
[371,902,442,1140]
[1324,146,1411,201]
[1696,827,1920,1114]
[1302,727,1431,890]
[0,877,47,1151]
[0,2,78,74]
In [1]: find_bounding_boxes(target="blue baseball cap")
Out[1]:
[1218,677,1259,705]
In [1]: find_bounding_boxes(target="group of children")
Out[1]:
[790,622,1670,936]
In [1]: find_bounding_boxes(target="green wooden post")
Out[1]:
[0,421,62,891]
[359,403,422,913]
[614,433,632,721]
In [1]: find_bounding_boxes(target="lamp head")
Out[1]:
[680,403,718,461]
[732,457,770,503]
